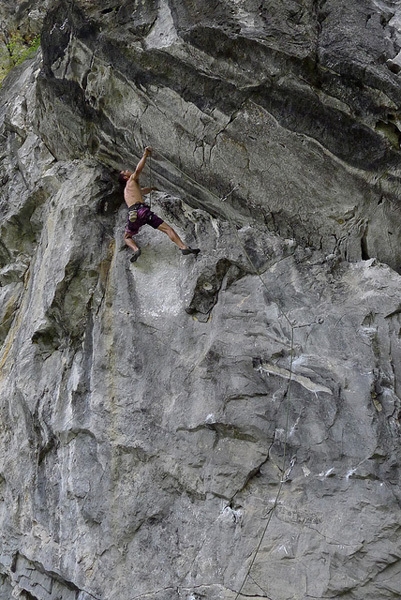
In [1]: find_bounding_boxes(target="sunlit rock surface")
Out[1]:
[1,1,401,599]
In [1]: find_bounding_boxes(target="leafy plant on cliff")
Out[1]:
[0,32,41,85]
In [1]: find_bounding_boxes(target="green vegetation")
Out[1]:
[0,32,41,85]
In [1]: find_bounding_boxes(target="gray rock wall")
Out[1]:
[1,1,401,599]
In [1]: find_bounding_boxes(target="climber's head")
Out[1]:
[119,170,131,185]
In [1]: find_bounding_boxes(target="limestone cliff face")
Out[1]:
[1,2,401,599]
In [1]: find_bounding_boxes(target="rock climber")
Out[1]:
[119,147,200,262]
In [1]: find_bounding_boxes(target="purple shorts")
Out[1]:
[125,204,164,237]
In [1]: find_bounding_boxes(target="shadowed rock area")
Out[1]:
[1,1,401,599]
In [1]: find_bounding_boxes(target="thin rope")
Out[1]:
[234,329,294,600]
[218,187,296,600]
[149,151,153,210]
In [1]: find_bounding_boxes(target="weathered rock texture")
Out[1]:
[1,1,401,599]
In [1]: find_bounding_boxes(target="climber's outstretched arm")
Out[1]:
[141,186,158,195]
[132,146,152,181]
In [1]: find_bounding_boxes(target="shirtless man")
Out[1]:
[119,147,200,262]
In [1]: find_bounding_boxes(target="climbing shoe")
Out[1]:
[181,248,200,256]
[130,249,142,262]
